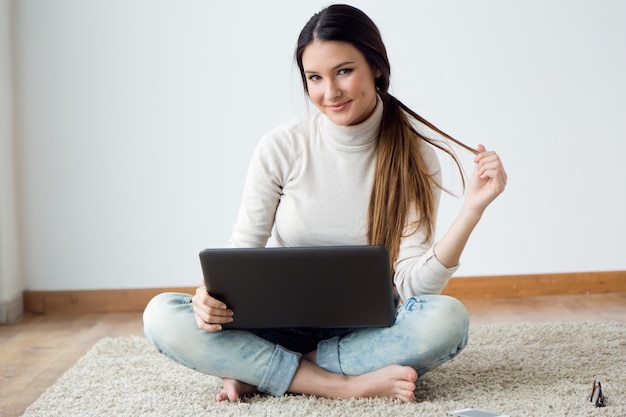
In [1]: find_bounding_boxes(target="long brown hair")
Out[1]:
[295,4,475,271]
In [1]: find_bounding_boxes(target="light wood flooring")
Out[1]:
[1,293,625,417]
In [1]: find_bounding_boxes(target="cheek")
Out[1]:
[348,75,375,98]
[306,84,324,105]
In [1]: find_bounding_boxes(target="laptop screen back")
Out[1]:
[199,245,396,329]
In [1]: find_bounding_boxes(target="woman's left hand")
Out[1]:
[464,144,507,216]
[432,144,507,268]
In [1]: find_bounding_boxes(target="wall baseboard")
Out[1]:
[23,270,626,315]
[23,287,193,315]
[441,270,626,299]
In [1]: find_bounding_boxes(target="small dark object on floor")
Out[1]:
[590,380,606,408]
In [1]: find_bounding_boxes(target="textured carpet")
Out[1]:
[23,322,626,417]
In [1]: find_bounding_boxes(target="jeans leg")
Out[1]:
[142,292,301,396]
[317,294,469,376]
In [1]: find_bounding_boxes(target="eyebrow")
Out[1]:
[303,61,355,74]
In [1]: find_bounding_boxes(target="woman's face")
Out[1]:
[302,40,378,126]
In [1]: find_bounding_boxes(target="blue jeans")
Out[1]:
[143,293,469,396]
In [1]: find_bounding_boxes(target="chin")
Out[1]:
[325,113,357,126]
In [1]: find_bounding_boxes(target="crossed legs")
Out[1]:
[144,293,468,403]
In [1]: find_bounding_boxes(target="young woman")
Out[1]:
[143,4,507,403]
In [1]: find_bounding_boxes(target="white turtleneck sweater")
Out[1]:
[228,98,458,300]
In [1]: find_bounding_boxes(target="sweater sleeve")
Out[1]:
[392,144,459,300]
[227,126,294,248]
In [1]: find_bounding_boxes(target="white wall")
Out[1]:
[9,0,626,291]
[1,0,23,318]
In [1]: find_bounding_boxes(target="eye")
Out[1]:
[337,68,353,76]
[307,74,321,81]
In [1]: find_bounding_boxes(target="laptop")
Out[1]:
[199,245,396,329]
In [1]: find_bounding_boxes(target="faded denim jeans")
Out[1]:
[143,293,469,396]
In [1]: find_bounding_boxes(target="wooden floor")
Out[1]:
[1,293,625,417]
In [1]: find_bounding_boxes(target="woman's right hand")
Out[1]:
[192,281,234,332]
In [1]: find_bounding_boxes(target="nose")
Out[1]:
[324,79,341,100]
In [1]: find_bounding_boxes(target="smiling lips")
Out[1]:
[326,100,351,111]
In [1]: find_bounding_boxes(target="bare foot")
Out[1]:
[346,364,418,402]
[215,378,259,402]
[289,361,418,402]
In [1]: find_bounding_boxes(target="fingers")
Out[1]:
[464,145,507,214]
[473,144,507,185]
[194,314,225,332]
[195,284,229,309]
[192,285,234,332]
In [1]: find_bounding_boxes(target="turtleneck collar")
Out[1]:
[319,95,383,151]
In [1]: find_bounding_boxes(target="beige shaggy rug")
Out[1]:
[22,322,626,417]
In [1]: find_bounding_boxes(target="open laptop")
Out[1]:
[199,245,396,329]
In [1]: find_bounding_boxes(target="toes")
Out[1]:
[216,383,240,402]
[396,389,415,402]
[404,391,415,403]
[397,379,416,394]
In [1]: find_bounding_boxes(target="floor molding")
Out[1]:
[441,270,626,299]
[23,270,626,315]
